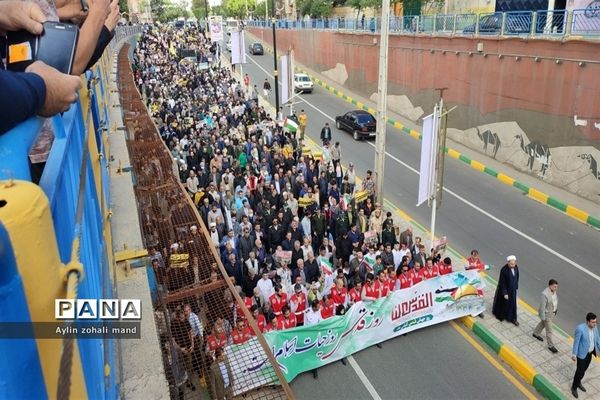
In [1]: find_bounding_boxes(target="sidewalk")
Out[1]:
[245,31,600,229]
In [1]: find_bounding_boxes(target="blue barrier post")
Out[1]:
[0,223,48,400]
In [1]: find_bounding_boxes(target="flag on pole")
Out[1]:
[339,193,351,211]
[360,258,374,272]
[417,108,440,207]
[284,117,298,133]
[319,256,333,275]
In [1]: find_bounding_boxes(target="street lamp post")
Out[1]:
[204,0,209,32]
[374,0,391,204]
[270,0,280,113]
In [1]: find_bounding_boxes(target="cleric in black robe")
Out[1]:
[492,255,520,326]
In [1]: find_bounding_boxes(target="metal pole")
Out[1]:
[271,0,280,114]
[436,88,448,207]
[429,104,440,250]
[204,0,209,32]
[437,103,448,207]
[430,187,437,251]
[374,0,391,204]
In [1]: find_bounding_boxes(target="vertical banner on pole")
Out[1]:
[417,107,439,207]
[209,16,224,42]
[280,55,289,105]
[230,31,246,64]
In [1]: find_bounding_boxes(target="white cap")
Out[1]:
[190,225,198,231]
[209,222,216,227]
[506,255,517,262]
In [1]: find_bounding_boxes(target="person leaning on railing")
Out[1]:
[0,1,82,134]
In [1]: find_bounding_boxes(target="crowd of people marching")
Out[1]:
[137,23,489,395]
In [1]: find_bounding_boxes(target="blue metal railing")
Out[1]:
[246,8,600,39]
[0,25,141,399]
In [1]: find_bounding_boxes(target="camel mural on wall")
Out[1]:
[578,154,600,180]
[515,134,552,176]
[476,127,501,158]
[446,122,600,204]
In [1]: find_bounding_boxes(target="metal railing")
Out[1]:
[246,8,600,39]
[0,26,141,400]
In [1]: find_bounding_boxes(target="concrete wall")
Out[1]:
[249,27,600,203]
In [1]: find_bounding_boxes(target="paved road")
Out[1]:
[239,38,600,334]
[290,323,531,399]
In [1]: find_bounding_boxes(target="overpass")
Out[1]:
[247,15,600,208]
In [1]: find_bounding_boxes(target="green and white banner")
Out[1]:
[264,270,485,381]
[228,270,485,390]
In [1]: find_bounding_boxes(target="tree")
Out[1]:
[296,0,313,17]
[309,0,332,17]
[254,1,267,18]
[119,0,129,14]
[192,0,209,19]
[225,0,256,18]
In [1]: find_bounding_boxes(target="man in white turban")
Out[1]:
[492,255,520,326]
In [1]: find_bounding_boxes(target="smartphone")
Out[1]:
[36,22,79,75]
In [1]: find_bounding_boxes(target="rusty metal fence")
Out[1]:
[116,44,293,400]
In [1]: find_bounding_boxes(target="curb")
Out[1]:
[461,316,566,400]
[246,29,600,231]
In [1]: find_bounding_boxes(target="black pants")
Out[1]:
[572,351,593,389]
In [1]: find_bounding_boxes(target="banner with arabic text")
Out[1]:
[264,270,485,381]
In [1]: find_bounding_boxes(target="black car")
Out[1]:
[463,13,531,34]
[335,110,377,140]
[249,43,264,55]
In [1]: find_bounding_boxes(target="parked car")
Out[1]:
[293,73,313,93]
[463,13,531,34]
[248,43,264,55]
[335,110,376,140]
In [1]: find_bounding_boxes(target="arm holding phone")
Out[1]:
[0,1,46,35]
[70,0,110,75]
[0,2,82,134]
[83,0,119,71]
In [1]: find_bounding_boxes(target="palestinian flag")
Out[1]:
[319,256,333,275]
[284,117,299,133]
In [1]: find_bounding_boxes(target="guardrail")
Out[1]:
[246,9,600,39]
[0,25,141,399]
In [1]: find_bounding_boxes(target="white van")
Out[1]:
[294,73,313,93]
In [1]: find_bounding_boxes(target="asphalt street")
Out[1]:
[290,323,532,400]
[239,37,600,335]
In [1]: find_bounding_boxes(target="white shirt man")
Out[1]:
[245,252,259,276]
[209,223,220,248]
[304,302,323,326]
[257,273,274,301]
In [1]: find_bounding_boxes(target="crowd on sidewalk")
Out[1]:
[134,24,600,400]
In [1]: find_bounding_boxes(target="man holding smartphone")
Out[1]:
[0,1,82,134]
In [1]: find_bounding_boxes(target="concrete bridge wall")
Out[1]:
[249,27,600,203]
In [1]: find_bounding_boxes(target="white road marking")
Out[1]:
[347,355,383,400]
[246,53,600,283]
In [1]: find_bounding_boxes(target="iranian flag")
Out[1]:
[339,193,352,211]
[360,257,375,272]
[284,117,298,133]
[319,256,334,275]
